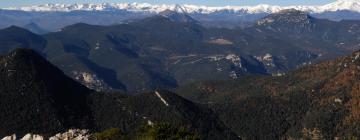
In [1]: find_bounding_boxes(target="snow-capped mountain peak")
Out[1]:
[3,0,360,14]
[320,0,360,12]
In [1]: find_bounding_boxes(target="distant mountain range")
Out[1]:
[0,9,359,92]
[5,0,360,14]
[1,0,360,31]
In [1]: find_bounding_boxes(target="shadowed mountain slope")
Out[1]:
[0,48,93,137]
[0,49,238,139]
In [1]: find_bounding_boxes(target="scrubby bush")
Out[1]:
[91,128,128,140]
[136,123,200,140]
[92,123,199,140]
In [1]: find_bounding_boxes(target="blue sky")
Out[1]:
[0,0,336,8]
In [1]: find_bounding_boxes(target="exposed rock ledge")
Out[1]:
[1,129,90,140]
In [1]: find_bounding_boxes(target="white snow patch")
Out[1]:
[155,91,169,106]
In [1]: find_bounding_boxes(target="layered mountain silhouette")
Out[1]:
[0,49,237,139]
[0,9,359,93]
[22,22,49,35]
[0,26,46,54]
